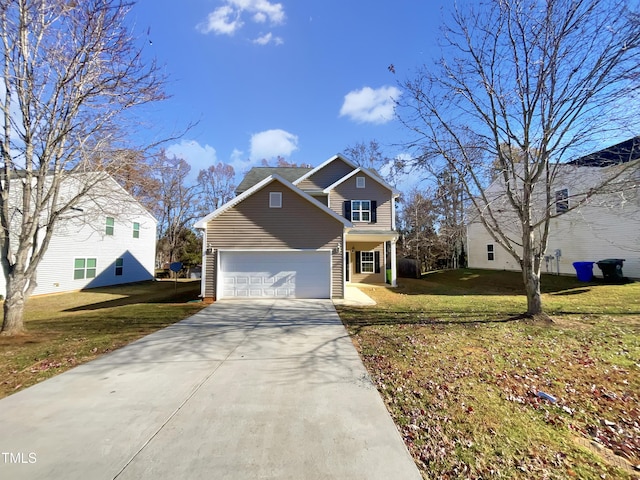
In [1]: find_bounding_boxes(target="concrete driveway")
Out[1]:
[0,299,420,480]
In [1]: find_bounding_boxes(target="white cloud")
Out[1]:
[198,0,285,38]
[250,129,298,160]
[166,140,218,177]
[253,32,283,46]
[197,5,243,35]
[339,86,401,125]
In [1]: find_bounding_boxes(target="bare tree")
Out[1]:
[197,162,236,211]
[151,151,199,267]
[344,140,388,173]
[0,0,165,335]
[397,0,640,318]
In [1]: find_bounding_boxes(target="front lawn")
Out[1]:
[0,280,205,399]
[337,270,639,479]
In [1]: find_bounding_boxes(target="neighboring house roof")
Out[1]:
[235,167,312,194]
[292,154,358,185]
[195,173,353,229]
[568,136,640,167]
[322,166,401,196]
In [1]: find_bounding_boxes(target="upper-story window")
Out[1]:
[351,200,371,222]
[269,192,282,208]
[555,188,569,214]
[133,222,140,238]
[356,176,366,188]
[105,217,114,235]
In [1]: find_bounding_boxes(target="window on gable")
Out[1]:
[356,176,365,188]
[105,217,114,235]
[74,258,97,280]
[269,192,282,208]
[115,258,124,276]
[555,188,569,214]
[361,251,375,273]
[487,244,495,261]
[133,222,140,238]
[351,200,371,222]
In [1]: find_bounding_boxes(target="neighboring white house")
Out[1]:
[467,139,640,279]
[0,173,157,296]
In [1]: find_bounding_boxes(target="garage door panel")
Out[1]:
[219,251,329,299]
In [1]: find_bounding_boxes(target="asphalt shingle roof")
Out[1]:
[235,167,312,194]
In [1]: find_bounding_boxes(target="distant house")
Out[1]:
[0,173,157,296]
[467,138,640,278]
[195,154,400,300]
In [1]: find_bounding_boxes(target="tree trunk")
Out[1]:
[1,276,27,335]
[521,224,545,317]
[522,266,543,316]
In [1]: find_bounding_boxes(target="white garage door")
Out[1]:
[219,251,330,299]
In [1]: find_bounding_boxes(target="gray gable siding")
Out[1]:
[204,180,344,298]
[329,175,393,230]
[296,158,355,191]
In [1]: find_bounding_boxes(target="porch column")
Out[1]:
[391,238,397,287]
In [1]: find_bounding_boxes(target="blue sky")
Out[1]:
[128,0,448,183]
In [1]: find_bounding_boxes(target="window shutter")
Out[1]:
[371,201,377,223]
[344,201,351,220]
[375,251,381,273]
[355,251,361,273]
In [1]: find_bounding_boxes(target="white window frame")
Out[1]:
[133,222,140,238]
[269,192,282,208]
[555,188,569,214]
[487,244,495,261]
[74,258,97,280]
[361,251,375,273]
[351,200,371,222]
[356,176,366,188]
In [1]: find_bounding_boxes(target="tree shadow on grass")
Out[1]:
[336,305,537,335]
[64,281,201,312]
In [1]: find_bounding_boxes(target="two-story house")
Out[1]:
[195,154,400,300]
[467,137,640,279]
[0,172,157,296]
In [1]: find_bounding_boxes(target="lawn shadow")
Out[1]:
[392,269,636,297]
[64,281,201,312]
[336,305,535,334]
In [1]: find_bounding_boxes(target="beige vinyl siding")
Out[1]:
[330,176,393,229]
[205,180,344,298]
[296,157,355,191]
[203,249,216,299]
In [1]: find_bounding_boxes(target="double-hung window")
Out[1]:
[360,251,375,273]
[115,258,124,276]
[105,217,114,235]
[487,244,495,261]
[351,200,371,222]
[555,189,569,214]
[133,222,140,238]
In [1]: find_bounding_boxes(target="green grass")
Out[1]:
[0,280,205,399]
[338,269,640,479]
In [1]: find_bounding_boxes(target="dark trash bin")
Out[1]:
[596,258,625,282]
[572,261,594,282]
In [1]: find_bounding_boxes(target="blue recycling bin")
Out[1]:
[572,261,594,282]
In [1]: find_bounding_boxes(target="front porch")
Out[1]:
[345,230,398,287]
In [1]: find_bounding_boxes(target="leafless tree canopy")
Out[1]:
[397,0,640,316]
[0,0,166,334]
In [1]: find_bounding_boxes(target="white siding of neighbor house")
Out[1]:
[467,164,640,279]
[0,174,157,296]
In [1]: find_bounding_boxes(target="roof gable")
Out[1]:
[323,167,400,196]
[195,173,352,229]
[293,154,357,186]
